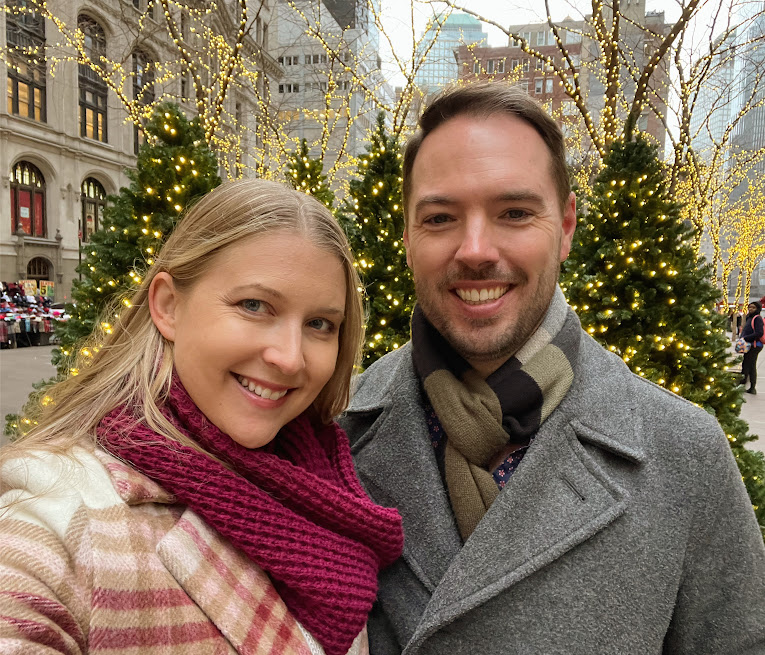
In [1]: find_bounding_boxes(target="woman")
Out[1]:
[740,300,764,394]
[0,179,404,654]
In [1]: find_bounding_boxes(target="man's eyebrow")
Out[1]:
[414,190,546,214]
[494,190,546,205]
[414,195,456,214]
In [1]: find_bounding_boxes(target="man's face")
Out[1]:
[404,113,576,377]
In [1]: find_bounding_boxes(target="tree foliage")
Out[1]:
[337,113,413,367]
[285,138,334,208]
[561,136,765,534]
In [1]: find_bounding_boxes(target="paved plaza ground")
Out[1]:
[1,342,764,452]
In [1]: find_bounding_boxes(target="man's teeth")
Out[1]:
[237,376,288,400]
[456,286,509,304]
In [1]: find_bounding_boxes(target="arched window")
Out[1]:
[81,177,106,241]
[27,256,51,281]
[10,161,46,237]
[78,15,108,142]
[132,49,155,154]
[5,0,46,121]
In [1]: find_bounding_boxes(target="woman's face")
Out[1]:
[152,230,347,448]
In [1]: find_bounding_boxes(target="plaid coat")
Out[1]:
[0,447,369,655]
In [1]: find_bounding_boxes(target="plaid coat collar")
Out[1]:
[94,449,316,655]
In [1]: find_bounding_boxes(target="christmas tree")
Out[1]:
[285,138,334,208]
[54,102,221,374]
[5,103,220,438]
[337,113,414,367]
[561,136,765,533]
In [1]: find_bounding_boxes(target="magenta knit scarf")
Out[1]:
[96,377,403,655]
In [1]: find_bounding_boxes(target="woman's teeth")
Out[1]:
[237,376,288,400]
[455,286,509,304]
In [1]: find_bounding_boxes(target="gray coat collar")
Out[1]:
[345,332,646,644]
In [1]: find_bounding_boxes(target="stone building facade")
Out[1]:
[1,0,275,301]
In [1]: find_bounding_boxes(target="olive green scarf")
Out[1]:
[411,288,581,540]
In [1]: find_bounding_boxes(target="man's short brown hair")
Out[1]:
[402,82,571,220]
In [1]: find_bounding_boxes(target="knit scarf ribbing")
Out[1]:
[411,287,581,540]
[96,378,403,655]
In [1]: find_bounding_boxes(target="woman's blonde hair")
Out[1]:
[4,179,364,458]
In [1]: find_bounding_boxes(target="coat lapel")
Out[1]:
[405,335,645,647]
[348,336,649,650]
[156,509,312,655]
[348,347,462,593]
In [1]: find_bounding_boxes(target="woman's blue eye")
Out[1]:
[241,299,265,312]
[308,318,334,332]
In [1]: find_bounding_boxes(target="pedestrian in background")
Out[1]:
[741,300,765,394]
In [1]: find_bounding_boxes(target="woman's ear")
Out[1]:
[149,272,179,341]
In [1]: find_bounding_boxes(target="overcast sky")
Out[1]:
[377,0,719,86]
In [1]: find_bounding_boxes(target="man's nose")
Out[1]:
[454,218,500,269]
[261,325,305,376]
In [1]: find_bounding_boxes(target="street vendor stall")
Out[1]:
[1,281,67,348]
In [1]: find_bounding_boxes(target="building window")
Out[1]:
[10,161,46,237]
[78,15,108,142]
[536,58,544,70]
[522,59,530,72]
[27,256,50,281]
[473,61,480,74]
[537,31,546,46]
[520,79,529,93]
[535,79,543,95]
[486,59,495,74]
[497,59,505,73]
[5,0,46,122]
[545,78,554,94]
[511,58,519,70]
[81,177,106,242]
[132,49,155,154]
[566,30,582,45]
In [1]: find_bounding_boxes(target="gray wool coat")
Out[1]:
[339,332,765,655]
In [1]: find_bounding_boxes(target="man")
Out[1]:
[340,83,765,654]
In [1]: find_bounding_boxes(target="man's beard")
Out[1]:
[414,261,561,366]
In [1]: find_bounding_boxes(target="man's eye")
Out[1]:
[503,209,530,220]
[425,214,452,225]
[241,299,266,313]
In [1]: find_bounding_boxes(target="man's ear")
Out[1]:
[559,191,577,262]
[403,228,413,269]
[149,272,179,342]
